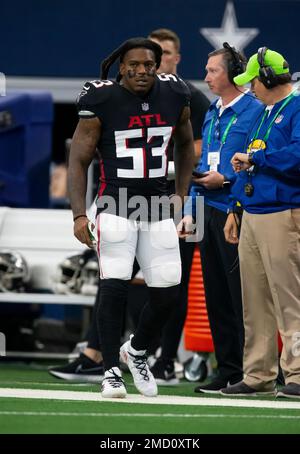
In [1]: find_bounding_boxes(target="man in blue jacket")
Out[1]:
[223,48,300,398]
[179,44,262,393]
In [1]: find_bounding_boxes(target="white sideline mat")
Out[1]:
[0,388,300,410]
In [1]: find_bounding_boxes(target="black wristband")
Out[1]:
[73,214,87,222]
[248,152,255,166]
[227,206,243,215]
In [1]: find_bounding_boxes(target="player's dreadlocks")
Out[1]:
[101,37,162,82]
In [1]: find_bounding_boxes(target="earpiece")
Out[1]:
[223,42,246,83]
[257,47,279,89]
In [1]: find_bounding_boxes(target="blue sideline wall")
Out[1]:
[0,0,299,81]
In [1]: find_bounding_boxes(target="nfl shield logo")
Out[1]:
[275,114,284,124]
[142,102,149,111]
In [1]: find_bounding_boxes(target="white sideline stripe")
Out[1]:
[0,388,300,410]
[0,411,300,420]
[0,381,93,387]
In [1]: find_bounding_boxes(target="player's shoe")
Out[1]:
[101,367,127,398]
[48,353,104,383]
[150,358,179,386]
[120,335,158,397]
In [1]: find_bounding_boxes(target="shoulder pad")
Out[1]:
[157,74,191,97]
[76,80,115,107]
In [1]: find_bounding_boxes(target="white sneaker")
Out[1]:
[120,335,158,397]
[101,367,127,398]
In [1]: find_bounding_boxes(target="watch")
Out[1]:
[222,174,231,187]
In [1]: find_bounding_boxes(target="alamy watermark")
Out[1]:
[97,189,204,242]
[0,332,6,356]
[0,72,6,96]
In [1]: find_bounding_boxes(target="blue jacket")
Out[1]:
[231,92,300,214]
[189,93,262,216]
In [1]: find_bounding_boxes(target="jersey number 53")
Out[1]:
[114,126,173,178]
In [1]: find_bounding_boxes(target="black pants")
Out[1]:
[97,279,179,370]
[159,238,195,360]
[89,258,179,370]
[126,239,195,360]
[86,260,141,351]
[199,205,244,382]
[86,282,101,351]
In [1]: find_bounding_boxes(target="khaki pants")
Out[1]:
[239,209,300,389]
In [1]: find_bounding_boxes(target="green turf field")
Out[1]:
[0,362,300,434]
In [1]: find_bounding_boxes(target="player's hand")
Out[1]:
[223,213,239,244]
[193,170,224,189]
[231,153,251,172]
[177,215,195,239]
[73,216,95,248]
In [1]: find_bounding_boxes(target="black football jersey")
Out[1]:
[76,74,190,218]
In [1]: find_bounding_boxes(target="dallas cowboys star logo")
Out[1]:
[200,1,259,52]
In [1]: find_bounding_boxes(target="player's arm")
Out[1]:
[68,117,101,246]
[189,87,209,165]
[193,139,202,165]
[173,106,195,200]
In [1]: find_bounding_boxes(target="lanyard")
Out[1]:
[247,91,295,181]
[252,92,295,142]
[207,112,237,147]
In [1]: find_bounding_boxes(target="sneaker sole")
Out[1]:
[220,390,276,397]
[276,391,300,399]
[101,392,127,399]
[49,370,103,383]
[195,388,222,394]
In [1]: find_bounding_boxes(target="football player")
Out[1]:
[68,37,195,398]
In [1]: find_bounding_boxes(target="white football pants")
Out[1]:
[96,213,181,288]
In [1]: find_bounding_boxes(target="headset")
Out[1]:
[223,42,246,84]
[257,47,279,89]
